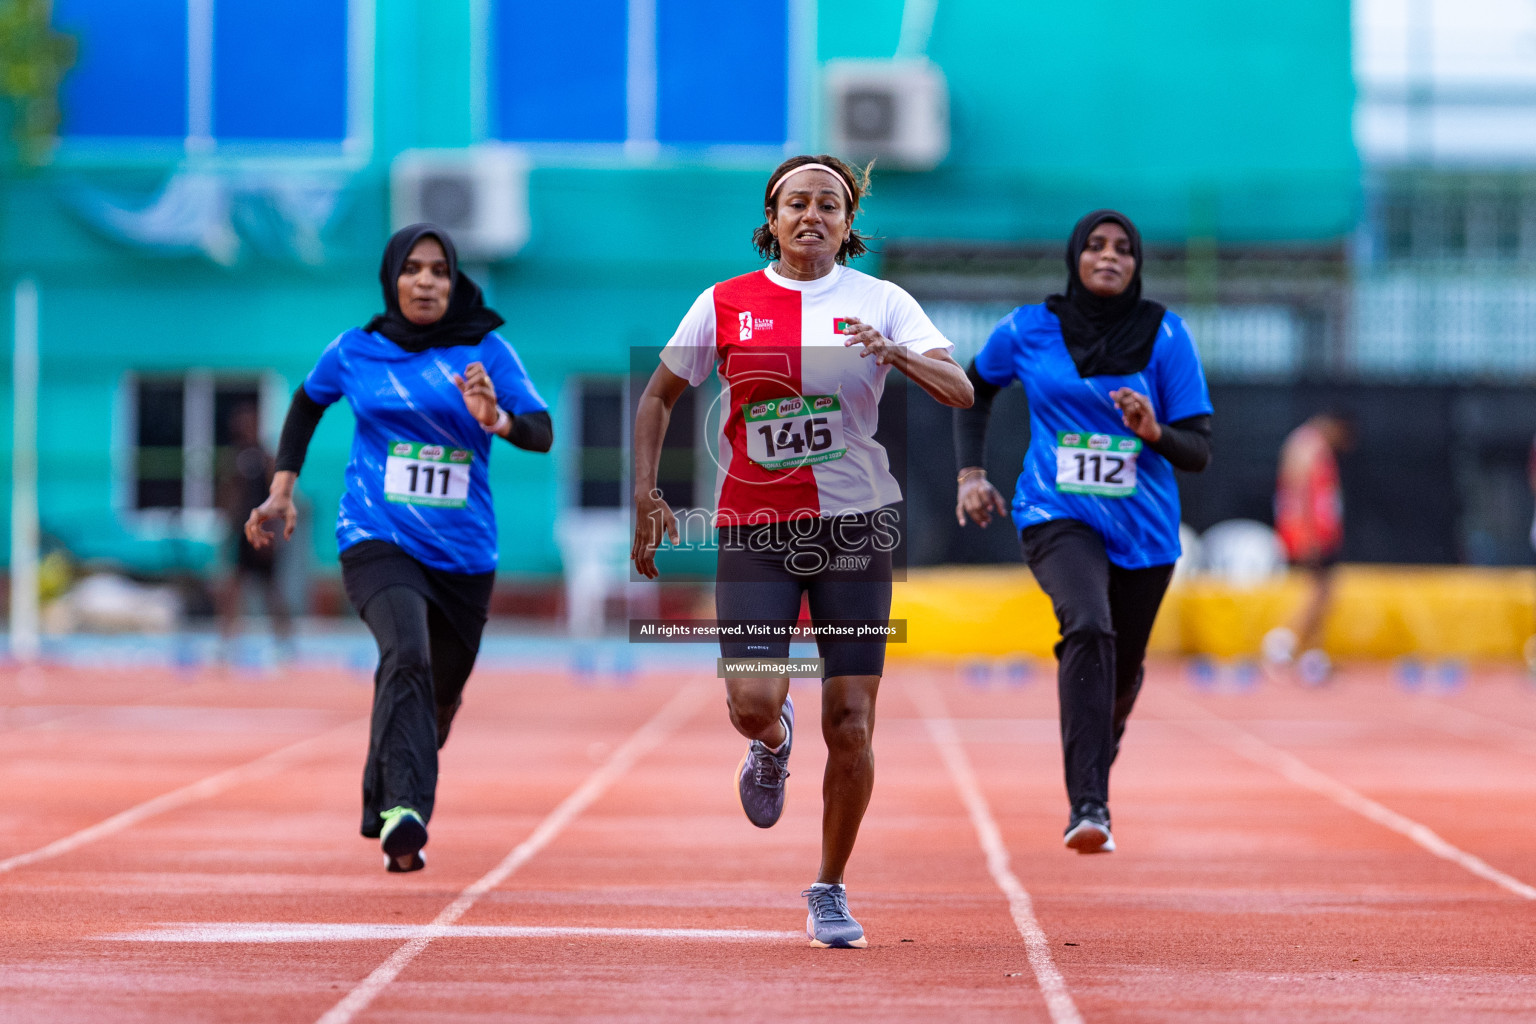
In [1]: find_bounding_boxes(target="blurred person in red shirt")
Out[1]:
[1264,411,1353,683]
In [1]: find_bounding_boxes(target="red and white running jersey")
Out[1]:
[661,264,952,525]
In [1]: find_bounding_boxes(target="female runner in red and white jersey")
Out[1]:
[631,154,972,948]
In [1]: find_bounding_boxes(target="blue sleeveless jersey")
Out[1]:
[302,328,547,574]
[974,305,1212,569]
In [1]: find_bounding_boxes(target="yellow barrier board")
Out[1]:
[889,565,1536,660]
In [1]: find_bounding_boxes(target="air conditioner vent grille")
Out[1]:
[390,146,530,260]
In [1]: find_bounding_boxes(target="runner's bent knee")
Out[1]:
[726,678,789,735]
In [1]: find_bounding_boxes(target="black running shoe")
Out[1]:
[380,806,428,872]
[1063,801,1115,854]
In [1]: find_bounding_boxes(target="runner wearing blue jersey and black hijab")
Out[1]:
[246,224,552,872]
[954,210,1212,854]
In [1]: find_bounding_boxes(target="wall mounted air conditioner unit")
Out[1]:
[824,59,949,170]
[390,145,531,260]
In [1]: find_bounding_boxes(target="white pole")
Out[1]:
[185,0,215,154]
[624,0,658,160]
[11,277,39,663]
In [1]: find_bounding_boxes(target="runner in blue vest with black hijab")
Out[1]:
[245,223,552,872]
[953,210,1212,854]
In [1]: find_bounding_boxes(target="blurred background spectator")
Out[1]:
[216,399,291,656]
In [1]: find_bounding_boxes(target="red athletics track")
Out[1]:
[1,659,1534,1022]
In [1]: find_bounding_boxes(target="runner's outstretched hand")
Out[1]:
[1109,388,1162,444]
[453,361,500,428]
[246,470,299,549]
[841,317,903,367]
[631,487,679,580]
[956,472,1010,528]
[245,495,297,549]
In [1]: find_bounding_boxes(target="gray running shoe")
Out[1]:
[803,883,868,948]
[380,805,428,872]
[735,695,794,828]
[1063,801,1115,854]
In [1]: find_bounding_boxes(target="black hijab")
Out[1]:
[1044,209,1166,378]
[364,223,505,352]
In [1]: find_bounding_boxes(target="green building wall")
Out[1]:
[0,0,1358,583]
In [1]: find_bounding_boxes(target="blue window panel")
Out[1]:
[214,0,347,140]
[53,0,187,138]
[656,0,787,146]
[494,0,627,143]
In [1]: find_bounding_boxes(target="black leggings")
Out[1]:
[715,515,894,679]
[358,586,479,837]
[1022,519,1174,812]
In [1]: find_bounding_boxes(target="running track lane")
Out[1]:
[313,679,712,1023]
[3,664,1536,1020]
[0,671,708,1022]
[925,664,1536,1022]
[295,675,1074,1022]
[911,678,1084,1024]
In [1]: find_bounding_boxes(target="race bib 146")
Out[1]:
[744,395,848,471]
[1055,431,1141,498]
[384,441,472,508]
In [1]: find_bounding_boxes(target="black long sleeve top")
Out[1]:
[274,384,553,474]
[953,359,1211,474]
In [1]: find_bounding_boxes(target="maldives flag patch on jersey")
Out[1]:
[834,318,859,334]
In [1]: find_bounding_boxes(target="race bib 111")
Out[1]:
[744,395,848,471]
[384,441,472,508]
[1055,431,1142,498]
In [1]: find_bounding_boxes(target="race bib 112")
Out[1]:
[1055,431,1142,498]
[743,395,848,471]
[384,441,472,508]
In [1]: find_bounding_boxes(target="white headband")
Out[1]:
[769,163,852,203]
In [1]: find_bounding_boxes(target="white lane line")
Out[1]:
[1166,696,1536,901]
[104,922,800,943]
[315,680,710,1024]
[0,719,363,875]
[911,680,1084,1024]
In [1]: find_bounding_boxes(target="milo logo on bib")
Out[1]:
[777,397,804,416]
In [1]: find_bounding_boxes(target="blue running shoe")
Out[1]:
[736,695,793,828]
[380,806,428,872]
[803,883,867,948]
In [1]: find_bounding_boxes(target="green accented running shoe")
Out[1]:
[379,805,428,873]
